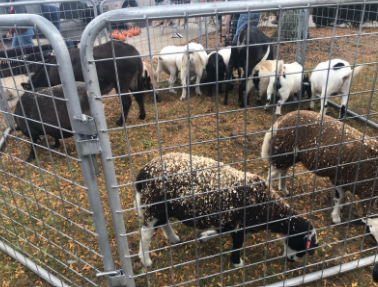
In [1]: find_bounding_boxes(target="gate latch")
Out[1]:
[96,270,127,286]
[74,115,102,156]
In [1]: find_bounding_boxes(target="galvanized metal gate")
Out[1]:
[1,0,378,286]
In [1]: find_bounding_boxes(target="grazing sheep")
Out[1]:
[21,41,146,127]
[224,26,274,107]
[261,110,378,224]
[309,59,364,118]
[153,45,187,94]
[14,82,90,162]
[205,47,239,97]
[180,43,208,101]
[264,61,311,116]
[142,60,160,102]
[135,152,318,267]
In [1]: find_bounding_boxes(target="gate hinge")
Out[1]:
[96,270,127,286]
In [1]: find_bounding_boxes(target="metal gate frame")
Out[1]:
[0,14,123,287]
[80,0,378,286]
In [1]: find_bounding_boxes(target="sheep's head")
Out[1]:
[283,227,318,262]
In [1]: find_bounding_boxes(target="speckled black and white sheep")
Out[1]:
[135,152,318,267]
[261,110,378,225]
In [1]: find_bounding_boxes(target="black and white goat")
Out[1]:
[309,59,364,118]
[205,47,240,97]
[264,61,311,116]
[135,153,318,267]
[224,26,274,107]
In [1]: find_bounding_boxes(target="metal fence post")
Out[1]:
[0,14,119,287]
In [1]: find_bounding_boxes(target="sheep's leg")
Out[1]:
[26,134,40,162]
[267,166,282,192]
[52,138,60,149]
[134,94,146,120]
[195,74,202,97]
[231,231,245,268]
[331,186,345,224]
[278,169,289,196]
[116,94,132,126]
[161,223,180,244]
[339,92,348,119]
[238,73,247,108]
[180,71,187,101]
[264,93,272,110]
[319,89,328,116]
[308,84,316,111]
[168,70,177,95]
[206,83,214,97]
[275,92,289,117]
[139,218,158,267]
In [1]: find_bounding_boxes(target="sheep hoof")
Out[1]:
[139,113,146,120]
[26,156,34,163]
[279,188,289,196]
[197,92,202,97]
[179,96,186,101]
[116,119,124,126]
[223,101,228,106]
[263,105,269,111]
[232,259,244,268]
[276,114,282,118]
[239,103,246,108]
[199,230,217,243]
[140,257,153,268]
[331,214,341,224]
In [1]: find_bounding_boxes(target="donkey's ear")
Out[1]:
[21,82,31,91]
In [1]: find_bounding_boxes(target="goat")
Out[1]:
[135,152,318,267]
[265,61,311,116]
[224,26,274,107]
[21,41,146,126]
[179,43,208,101]
[309,59,364,118]
[14,82,90,162]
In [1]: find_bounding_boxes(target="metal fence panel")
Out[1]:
[0,14,120,287]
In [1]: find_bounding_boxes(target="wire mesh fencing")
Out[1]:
[1,0,378,286]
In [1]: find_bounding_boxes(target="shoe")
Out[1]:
[176,32,183,38]
[171,33,179,38]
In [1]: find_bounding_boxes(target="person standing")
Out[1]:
[6,5,35,49]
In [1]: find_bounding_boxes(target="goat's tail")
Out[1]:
[352,65,364,78]
[261,122,279,161]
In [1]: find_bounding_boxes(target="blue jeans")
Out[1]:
[12,28,35,49]
[233,13,261,42]
[42,4,61,32]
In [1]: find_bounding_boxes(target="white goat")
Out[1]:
[309,59,364,118]
[180,42,208,101]
[265,61,305,116]
[153,45,187,94]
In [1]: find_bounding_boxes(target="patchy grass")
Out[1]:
[1,26,378,287]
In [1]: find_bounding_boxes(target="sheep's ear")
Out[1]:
[21,82,31,91]
[144,70,148,78]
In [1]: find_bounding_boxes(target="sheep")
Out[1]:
[21,41,146,127]
[261,110,378,224]
[142,60,160,102]
[14,82,90,162]
[179,43,208,101]
[224,26,274,107]
[264,61,311,117]
[153,45,187,95]
[205,47,239,97]
[309,59,364,119]
[135,152,318,268]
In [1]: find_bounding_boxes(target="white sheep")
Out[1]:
[180,43,208,101]
[261,110,378,224]
[265,61,309,116]
[135,152,318,268]
[309,59,364,118]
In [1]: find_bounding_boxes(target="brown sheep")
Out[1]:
[261,110,378,224]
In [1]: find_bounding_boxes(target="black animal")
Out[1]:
[21,41,146,126]
[205,51,237,97]
[224,26,274,107]
[14,82,90,162]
